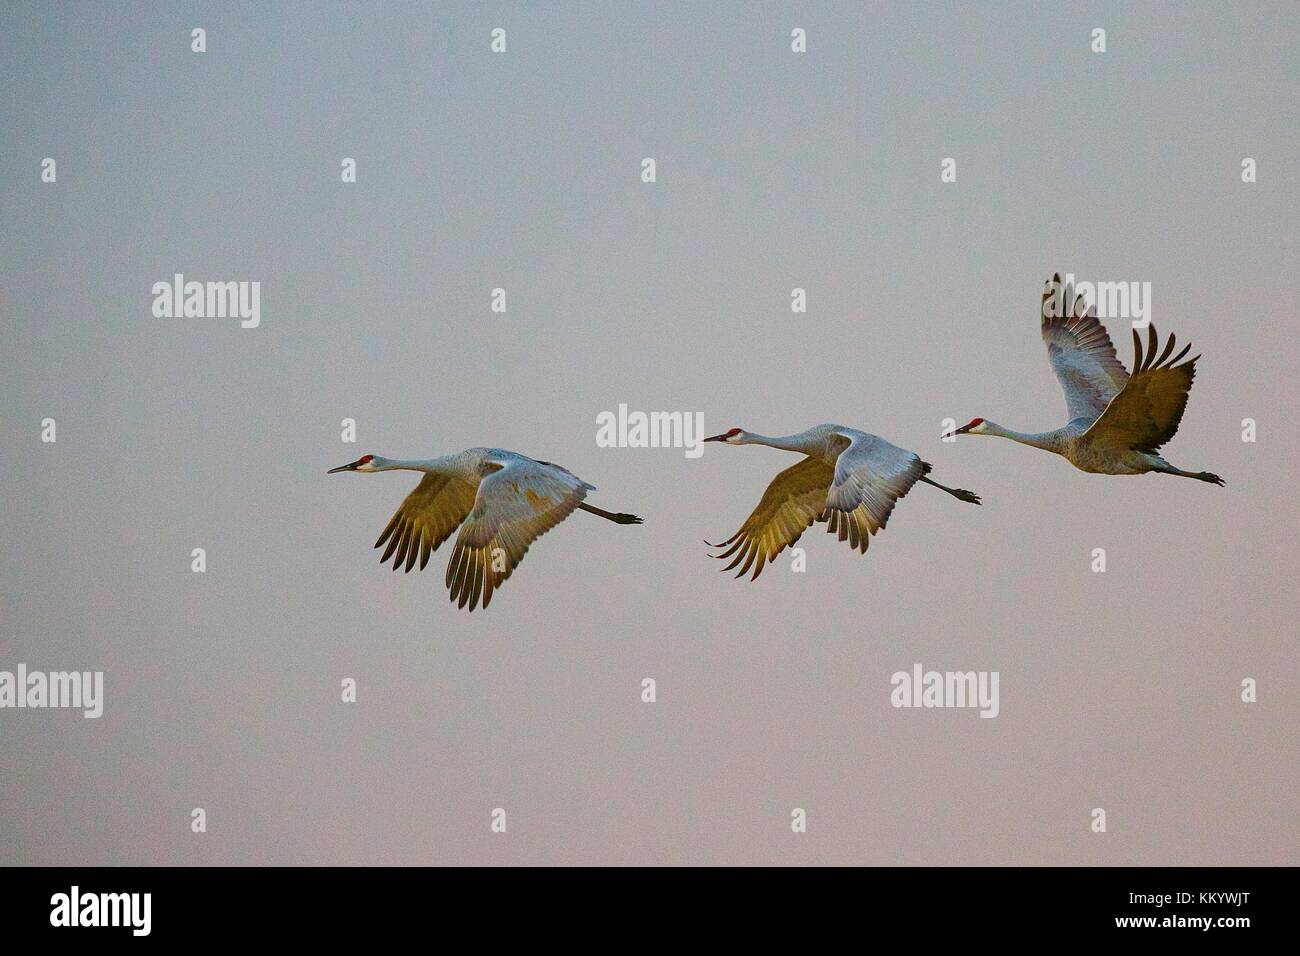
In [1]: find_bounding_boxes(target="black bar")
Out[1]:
[0,866,1284,942]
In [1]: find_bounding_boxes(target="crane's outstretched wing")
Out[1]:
[706,456,834,580]
[1041,273,1130,421]
[1083,324,1197,454]
[822,433,925,554]
[446,459,592,611]
[375,472,479,572]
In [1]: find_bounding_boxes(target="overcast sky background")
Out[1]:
[2,1,1297,865]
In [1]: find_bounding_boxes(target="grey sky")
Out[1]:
[2,1,1297,865]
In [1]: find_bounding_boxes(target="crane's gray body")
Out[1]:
[952,274,1222,485]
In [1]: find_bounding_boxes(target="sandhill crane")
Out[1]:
[703,424,981,579]
[943,274,1224,485]
[328,449,641,611]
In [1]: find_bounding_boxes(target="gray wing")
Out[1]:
[1041,273,1130,421]
[822,433,925,554]
[445,459,592,611]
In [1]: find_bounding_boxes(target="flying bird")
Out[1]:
[944,273,1223,485]
[703,424,981,579]
[328,449,642,611]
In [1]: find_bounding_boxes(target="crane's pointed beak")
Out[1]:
[327,461,359,474]
[703,433,729,443]
[943,423,974,439]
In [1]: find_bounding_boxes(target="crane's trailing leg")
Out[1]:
[918,475,982,504]
[918,463,980,504]
[1154,465,1225,486]
[578,502,644,524]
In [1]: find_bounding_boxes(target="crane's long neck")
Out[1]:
[375,457,445,473]
[741,432,822,454]
[982,423,1065,452]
